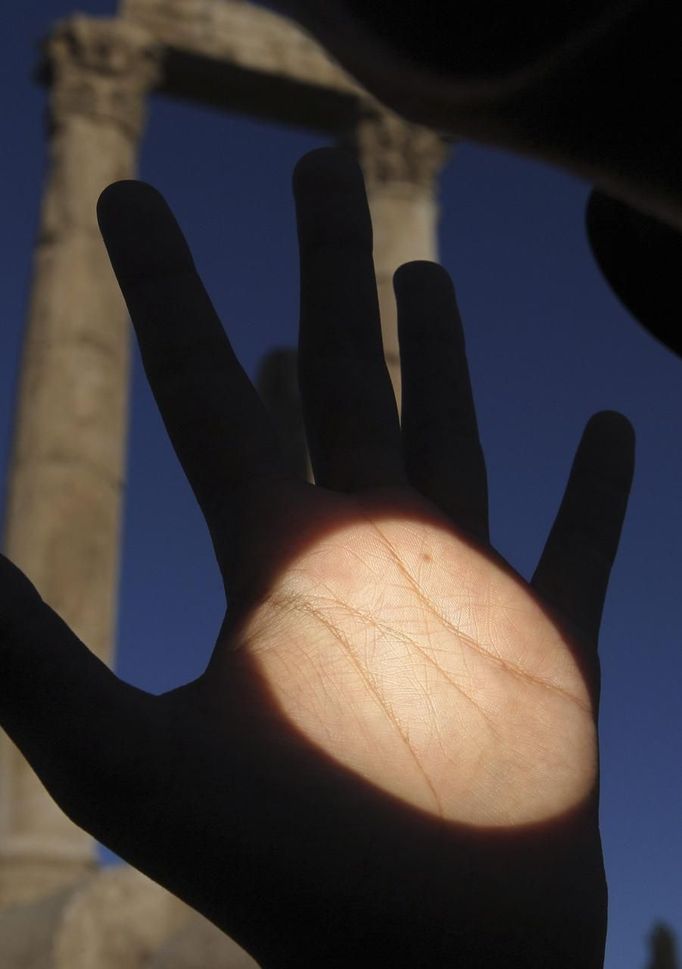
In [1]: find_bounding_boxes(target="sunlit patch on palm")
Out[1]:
[234,488,596,827]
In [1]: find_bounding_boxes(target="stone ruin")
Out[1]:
[0,1,451,964]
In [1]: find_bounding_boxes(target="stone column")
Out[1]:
[341,111,452,408]
[256,349,310,482]
[0,16,161,907]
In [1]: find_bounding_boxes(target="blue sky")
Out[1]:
[2,3,681,967]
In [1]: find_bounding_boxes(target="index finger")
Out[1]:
[97,181,286,549]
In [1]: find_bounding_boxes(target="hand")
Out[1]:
[0,148,634,968]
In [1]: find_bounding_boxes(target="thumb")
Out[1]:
[0,552,155,840]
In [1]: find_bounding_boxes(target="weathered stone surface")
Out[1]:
[256,349,309,481]
[0,16,161,907]
[44,16,163,139]
[0,866,194,969]
[0,881,83,969]
[120,0,366,99]
[341,111,452,400]
[1,0,450,959]
[147,908,260,969]
[53,866,191,969]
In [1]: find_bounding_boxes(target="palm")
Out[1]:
[220,482,594,828]
[0,149,634,968]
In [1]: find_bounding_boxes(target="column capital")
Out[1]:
[41,15,163,139]
[342,108,454,196]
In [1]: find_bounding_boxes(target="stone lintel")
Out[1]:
[156,45,359,134]
[118,0,366,98]
[120,0,373,133]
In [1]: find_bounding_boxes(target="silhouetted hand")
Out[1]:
[0,148,634,968]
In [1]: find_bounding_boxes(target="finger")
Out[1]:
[293,148,405,491]
[0,553,153,841]
[531,411,635,645]
[395,261,489,543]
[97,181,286,545]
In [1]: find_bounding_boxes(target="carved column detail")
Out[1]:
[341,110,452,406]
[47,15,161,139]
[0,16,162,907]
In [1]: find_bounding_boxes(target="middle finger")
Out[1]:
[293,148,405,492]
